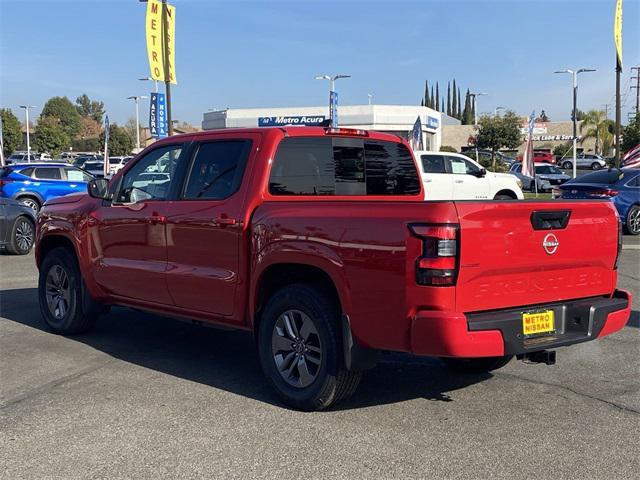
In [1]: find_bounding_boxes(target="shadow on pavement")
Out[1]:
[0,288,493,410]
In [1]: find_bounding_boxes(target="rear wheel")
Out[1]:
[257,284,361,411]
[626,205,640,235]
[561,161,572,169]
[442,355,513,374]
[591,162,602,170]
[494,193,515,200]
[6,216,35,255]
[38,247,103,334]
[18,196,40,213]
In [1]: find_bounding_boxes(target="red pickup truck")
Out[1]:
[35,127,631,410]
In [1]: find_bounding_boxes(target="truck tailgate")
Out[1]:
[454,200,619,313]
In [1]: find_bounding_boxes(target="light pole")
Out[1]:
[139,76,159,93]
[469,92,487,161]
[127,95,148,152]
[554,68,596,178]
[495,106,505,116]
[368,93,373,105]
[19,105,36,162]
[315,74,350,127]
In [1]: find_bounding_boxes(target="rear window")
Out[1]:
[269,137,420,196]
[567,170,624,185]
[34,167,62,180]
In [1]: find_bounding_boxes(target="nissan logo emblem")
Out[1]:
[543,233,559,255]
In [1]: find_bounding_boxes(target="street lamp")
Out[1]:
[19,105,36,162]
[127,95,148,152]
[368,93,373,105]
[554,68,596,178]
[469,92,487,161]
[139,76,159,93]
[315,74,350,126]
[495,106,505,116]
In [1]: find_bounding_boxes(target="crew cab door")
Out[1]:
[449,156,490,199]
[164,135,257,320]
[90,143,185,304]
[418,154,453,200]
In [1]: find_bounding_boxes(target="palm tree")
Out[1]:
[580,109,613,156]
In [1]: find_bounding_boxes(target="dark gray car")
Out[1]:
[0,197,37,255]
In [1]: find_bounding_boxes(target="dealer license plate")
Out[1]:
[522,310,555,336]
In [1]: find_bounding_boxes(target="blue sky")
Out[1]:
[1,0,639,126]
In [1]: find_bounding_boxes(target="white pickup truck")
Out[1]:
[415,151,524,200]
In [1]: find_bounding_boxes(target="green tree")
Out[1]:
[423,80,430,108]
[475,110,522,169]
[461,89,472,124]
[435,82,440,112]
[451,79,458,118]
[100,124,134,156]
[1,108,23,156]
[538,110,549,122]
[440,145,457,152]
[33,116,71,156]
[41,96,81,138]
[430,86,435,110]
[457,86,462,120]
[75,94,105,124]
[446,81,451,116]
[553,141,573,159]
[621,114,640,153]
[580,109,613,156]
[574,109,586,121]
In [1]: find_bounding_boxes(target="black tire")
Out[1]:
[494,193,514,200]
[626,205,640,235]
[591,162,602,170]
[18,196,41,213]
[5,216,35,255]
[441,355,513,374]
[38,247,102,334]
[561,161,572,169]
[257,284,361,411]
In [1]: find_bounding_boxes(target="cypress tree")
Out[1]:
[421,98,424,107]
[452,79,458,118]
[435,83,440,112]
[460,88,466,122]
[430,86,435,109]
[441,98,445,113]
[424,80,429,108]
[447,82,452,117]
[462,89,471,124]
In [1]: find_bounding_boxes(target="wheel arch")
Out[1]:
[494,189,518,199]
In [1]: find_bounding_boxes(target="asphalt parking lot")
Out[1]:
[1,240,638,479]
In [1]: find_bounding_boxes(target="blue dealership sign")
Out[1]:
[258,115,326,127]
[329,91,338,127]
[150,92,168,138]
[427,116,439,129]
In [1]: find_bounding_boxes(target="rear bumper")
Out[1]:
[410,289,632,358]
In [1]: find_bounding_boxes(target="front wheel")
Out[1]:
[18,197,41,213]
[562,161,572,169]
[441,355,513,374]
[257,284,361,411]
[38,247,102,334]
[6,216,35,255]
[626,205,640,235]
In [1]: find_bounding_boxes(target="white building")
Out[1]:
[202,105,457,151]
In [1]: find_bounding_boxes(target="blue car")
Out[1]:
[557,168,640,235]
[0,163,93,212]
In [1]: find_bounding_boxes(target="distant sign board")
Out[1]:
[520,122,548,135]
[258,116,326,127]
[150,92,168,138]
[426,116,439,129]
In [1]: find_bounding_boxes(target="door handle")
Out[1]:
[213,216,238,227]
[454,180,464,184]
[425,179,433,183]
[149,214,166,225]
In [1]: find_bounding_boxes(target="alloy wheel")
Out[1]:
[15,219,34,252]
[271,309,322,388]
[45,265,71,320]
[20,198,39,212]
[629,208,640,235]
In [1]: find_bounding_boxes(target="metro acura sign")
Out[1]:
[258,116,326,127]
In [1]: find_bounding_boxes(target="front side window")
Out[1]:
[116,144,182,203]
[33,167,62,180]
[63,166,92,182]
[183,140,252,200]
[269,137,420,196]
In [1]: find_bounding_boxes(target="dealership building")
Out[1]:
[202,105,457,151]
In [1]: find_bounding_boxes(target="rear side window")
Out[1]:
[269,137,420,196]
[421,155,447,174]
[33,167,62,180]
[183,140,252,199]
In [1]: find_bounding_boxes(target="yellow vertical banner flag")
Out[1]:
[146,0,177,84]
[614,0,623,68]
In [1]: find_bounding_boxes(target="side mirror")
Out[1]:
[88,178,111,200]
[475,168,487,178]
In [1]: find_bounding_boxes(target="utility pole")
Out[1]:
[631,66,640,117]
[161,0,173,136]
[19,105,36,162]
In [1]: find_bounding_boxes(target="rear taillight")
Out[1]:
[615,217,622,269]
[590,189,619,197]
[409,224,459,286]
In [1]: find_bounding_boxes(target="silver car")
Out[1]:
[508,163,571,192]
[559,154,607,170]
